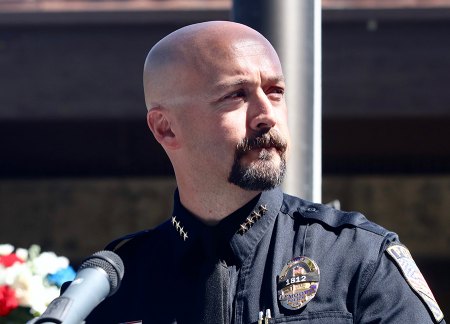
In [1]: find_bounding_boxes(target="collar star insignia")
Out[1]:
[251,210,262,220]
[179,228,189,241]
[246,217,255,225]
[237,204,269,235]
[171,216,189,241]
[238,223,248,234]
[259,204,268,213]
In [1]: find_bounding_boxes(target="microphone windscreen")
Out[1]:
[78,250,124,296]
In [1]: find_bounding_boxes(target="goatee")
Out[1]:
[228,129,288,191]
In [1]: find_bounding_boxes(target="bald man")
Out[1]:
[87,21,444,323]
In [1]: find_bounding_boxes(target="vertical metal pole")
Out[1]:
[232,0,322,202]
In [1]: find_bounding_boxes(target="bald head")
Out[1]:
[143,21,281,110]
[144,21,290,214]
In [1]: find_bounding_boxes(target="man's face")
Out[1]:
[174,36,290,191]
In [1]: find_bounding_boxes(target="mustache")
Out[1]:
[235,129,288,156]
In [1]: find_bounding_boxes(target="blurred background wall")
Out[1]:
[0,0,448,314]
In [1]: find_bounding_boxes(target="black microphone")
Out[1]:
[31,250,124,324]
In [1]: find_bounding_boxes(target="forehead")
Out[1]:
[232,39,270,57]
[198,38,284,87]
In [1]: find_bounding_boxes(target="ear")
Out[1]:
[147,108,180,149]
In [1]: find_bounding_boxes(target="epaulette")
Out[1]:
[105,229,151,252]
[283,193,395,239]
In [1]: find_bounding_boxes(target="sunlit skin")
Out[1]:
[144,21,290,225]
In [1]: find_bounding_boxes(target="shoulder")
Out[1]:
[277,193,399,286]
[105,220,173,259]
[278,194,445,323]
[86,220,176,323]
[280,192,397,240]
[99,220,176,296]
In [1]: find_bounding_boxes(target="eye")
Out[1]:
[223,89,247,101]
[267,87,285,101]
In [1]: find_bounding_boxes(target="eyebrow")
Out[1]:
[214,78,249,91]
[214,75,285,91]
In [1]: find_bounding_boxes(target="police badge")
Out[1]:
[277,256,320,310]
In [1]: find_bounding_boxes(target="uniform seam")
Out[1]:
[355,235,393,321]
[235,253,252,324]
[273,310,353,322]
[353,222,394,238]
[105,228,152,251]
[359,234,391,295]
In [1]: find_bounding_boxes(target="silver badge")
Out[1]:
[277,256,320,310]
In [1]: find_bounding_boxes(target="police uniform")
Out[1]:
[87,187,445,323]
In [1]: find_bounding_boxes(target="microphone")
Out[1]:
[31,250,124,324]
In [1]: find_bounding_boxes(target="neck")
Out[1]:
[177,181,261,226]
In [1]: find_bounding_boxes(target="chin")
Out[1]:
[228,156,286,192]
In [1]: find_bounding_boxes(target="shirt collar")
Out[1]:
[170,187,284,265]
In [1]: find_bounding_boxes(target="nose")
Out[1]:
[248,91,277,131]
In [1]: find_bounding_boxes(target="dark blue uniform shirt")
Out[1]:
[87,187,445,323]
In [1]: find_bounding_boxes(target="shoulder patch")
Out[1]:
[386,243,444,323]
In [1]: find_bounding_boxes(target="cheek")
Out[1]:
[217,112,248,144]
[278,100,289,121]
[177,123,210,154]
[181,108,247,155]
[277,104,290,132]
